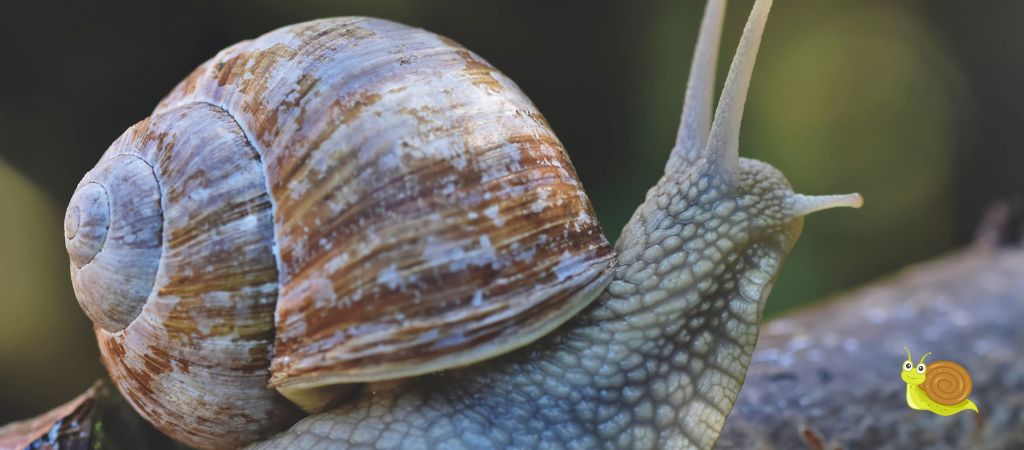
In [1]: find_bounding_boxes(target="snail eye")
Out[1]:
[903,361,913,371]
[917,364,926,373]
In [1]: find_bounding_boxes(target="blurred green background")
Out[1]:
[1,0,1021,424]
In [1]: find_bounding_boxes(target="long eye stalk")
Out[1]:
[706,0,774,187]
[669,0,726,170]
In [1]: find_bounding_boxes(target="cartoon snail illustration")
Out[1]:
[902,347,979,416]
[62,0,861,448]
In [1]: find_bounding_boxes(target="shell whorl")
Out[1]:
[923,361,973,406]
[66,154,162,332]
[71,16,613,449]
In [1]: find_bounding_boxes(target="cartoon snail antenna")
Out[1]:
[919,352,933,366]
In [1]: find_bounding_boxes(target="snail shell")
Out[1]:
[65,17,613,449]
[922,360,973,406]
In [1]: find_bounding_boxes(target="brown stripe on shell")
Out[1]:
[93,103,300,450]
[155,18,613,398]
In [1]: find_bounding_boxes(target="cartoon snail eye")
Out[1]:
[904,361,913,371]
[917,364,926,373]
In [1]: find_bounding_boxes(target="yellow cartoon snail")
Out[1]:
[901,347,979,415]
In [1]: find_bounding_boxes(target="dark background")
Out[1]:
[1,0,1021,424]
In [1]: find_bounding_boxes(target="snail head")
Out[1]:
[901,347,929,385]
[663,0,861,266]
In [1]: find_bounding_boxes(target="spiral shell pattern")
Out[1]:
[922,360,973,406]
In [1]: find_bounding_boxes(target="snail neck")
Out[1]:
[507,172,797,448]
[906,383,928,410]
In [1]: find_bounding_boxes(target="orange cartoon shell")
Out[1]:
[922,360,973,405]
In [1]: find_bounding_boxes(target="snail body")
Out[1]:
[65,0,862,448]
[902,348,979,416]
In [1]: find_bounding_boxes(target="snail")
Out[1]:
[63,0,862,448]
[901,348,979,416]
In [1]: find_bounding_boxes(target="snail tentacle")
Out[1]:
[704,0,772,189]
[669,0,726,170]
[918,352,933,366]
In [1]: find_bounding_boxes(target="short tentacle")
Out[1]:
[784,193,864,217]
